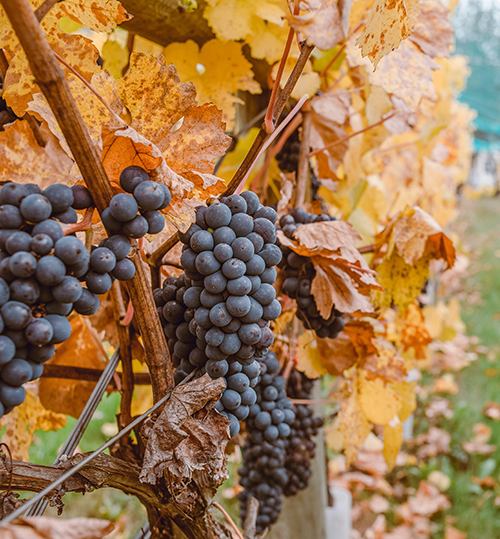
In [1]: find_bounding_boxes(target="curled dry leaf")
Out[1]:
[0,517,114,539]
[355,0,420,67]
[39,316,108,419]
[408,0,453,58]
[286,0,345,51]
[316,331,358,375]
[292,220,361,253]
[140,374,229,487]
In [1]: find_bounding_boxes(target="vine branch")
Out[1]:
[0,0,173,402]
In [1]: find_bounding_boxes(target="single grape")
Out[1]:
[214,243,233,264]
[204,271,227,295]
[248,275,261,294]
[73,288,100,315]
[29,361,44,381]
[264,425,279,441]
[101,208,122,231]
[163,301,185,324]
[25,318,54,345]
[30,234,54,256]
[232,237,255,262]
[142,210,165,234]
[233,404,250,420]
[71,184,94,209]
[1,301,31,329]
[291,208,308,223]
[227,276,252,296]
[190,230,214,253]
[230,213,254,237]
[52,276,83,303]
[255,411,272,430]
[246,254,266,276]
[9,278,39,305]
[104,235,131,261]
[45,314,72,344]
[206,359,229,378]
[254,206,277,223]
[3,329,27,348]
[222,258,246,279]
[55,207,78,224]
[205,327,224,347]
[246,232,264,253]
[90,247,116,273]
[0,258,14,282]
[0,205,22,229]
[240,387,257,406]
[238,323,262,345]
[205,203,232,228]
[9,252,36,279]
[213,226,236,246]
[221,389,241,410]
[0,183,29,207]
[252,283,276,306]
[240,297,264,324]
[0,336,15,365]
[133,181,165,210]
[54,236,87,265]
[6,231,32,254]
[253,219,276,244]
[227,373,250,392]
[222,317,241,334]
[20,194,52,223]
[45,301,73,316]
[195,251,220,276]
[224,195,247,215]
[263,385,279,401]
[194,307,212,329]
[209,302,232,327]
[0,383,26,407]
[109,193,139,221]
[206,344,229,361]
[28,343,55,364]
[85,271,112,295]
[122,215,149,238]
[220,332,241,355]
[112,258,135,281]
[226,295,251,317]
[43,184,73,213]
[200,289,224,309]
[157,184,171,210]
[240,191,260,215]
[183,287,203,309]
[120,165,149,193]
[178,223,202,245]
[180,249,198,273]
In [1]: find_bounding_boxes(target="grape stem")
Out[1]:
[34,0,62,21]
[1,0,174,402]
[61,206,95,236]
[243,497,259,539]
[212,501,245,539]
[294,103,311,209]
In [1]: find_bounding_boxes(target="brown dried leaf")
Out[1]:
[286,0,345,51]
[400,302,432,359]
[0,517,114,539]
[140,374,229,486]
[356,0,420,66]
[408,480,451,516]
[292,220,361,253]
[482,401,500,421]
[39,316,108,419]
[311,89,351,125]
[409,0,453,58]
[0,120,73,188]
[317,332,358,375]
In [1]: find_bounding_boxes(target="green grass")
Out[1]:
[412,197,500,538]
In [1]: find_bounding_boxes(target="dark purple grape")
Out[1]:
[230,213,254,237]
[71,184,94,209]
[104,235,131,261]
[111,258,135,281]
[54,236,87,265]
[20,194,52,223]
[90,247,116,273]
[0,183,29,207]
[122,215,149,238]
[1,359,33,386]
[0,205,22,229]
[73,288,100,315]
[240,191,260,215]
[44,184,73,213]
[1,301,32,329]
[133,181,165,210]
[120,165,149,193]
[30,234,54,256]
[85,271,112,295]
[142,210,165,234]
[9,252,36,278]
[205,203,232,228]
[25,318,54,345]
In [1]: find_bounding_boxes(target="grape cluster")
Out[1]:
[275,130,300,173]
[284,369,323,496]
[239,351,295,532]
[102,166,171,239]
[278,209,344,339]
[167,192,283,436]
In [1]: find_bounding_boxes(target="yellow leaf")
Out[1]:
[203,0,289,63]
[161,39,261,127]
[356,0,420,67]
[102,39,129,79]
[0,388,67,461]
[358,372,401,425]
[392,381,416,422]
[325,416,344,452]
[296,331,327,379]
[383,422,402,470]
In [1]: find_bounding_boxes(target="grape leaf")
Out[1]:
[0,388,67,461]
[161,39,261,127]
[355,0,420,66]
[358,371,401,425]
[383,422,403,470]
[316,332,358,375]
[400,302,432,359]
[295,331,327,378]
[286,0,345,51]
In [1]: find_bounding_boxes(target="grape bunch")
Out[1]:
[275,130,300,173]
[284,369,323,497]
[102,166,171,239]
[278,209,345,339]
[238,351,295,533]
[173,192,283,434]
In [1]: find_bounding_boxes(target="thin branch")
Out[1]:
[358,243,375,254]
[243,498,259,539]
[309,112,396,157]
[162,259,183,270]
[41,364,151,385]
[0,0,173,402]
[0,50,8,79]
[213,501,245,539]
[61,206,94,236]
[34,0,61,21]
[294,106,311,208]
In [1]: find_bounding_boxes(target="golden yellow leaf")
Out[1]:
[0,120,74,188]
[0,388,67,461]
[161,39,261,127]
[286,0,345,51]
[101,39,129,79]
[400,302,432,359]
[358,371,401,425]
[325,416,344,452]
[392,381,416,422]
[296,331,327,378]
[356,0,420,66]
[203,0,289,63]
[383,422,403,470]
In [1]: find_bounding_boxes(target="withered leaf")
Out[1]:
[0,517,114,539]
[292,220,361,253]
[140,374,229,486]
[408,0,453,58]
[286,0,345,51]
[317,332,358,375]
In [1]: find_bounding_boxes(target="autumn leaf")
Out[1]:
[317,331,358,375]
[140,374,229,487]
[358,370,401,424]
[400,302,432,358]
[356,0,420,66]
[0,517,114,539]
[295,331,327,378]
[203,0,290,63]
[101,38,129,79]
[286,0,345,51]
[0,387,67,461]
[161,39,261,128]
[383,422,403,470]
[408,0,453,58]
[292,220,362,253]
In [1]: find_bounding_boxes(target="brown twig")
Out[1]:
[162,259,183,270]
[243,497,259,539]
[213,501,245,539]
[310,112,396,157]
[295,106,311,208]
[34,0,61,21]
[358,243,375,254]
[1,0,173,402]
[110,282,134,427]
[61,206,94,236]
